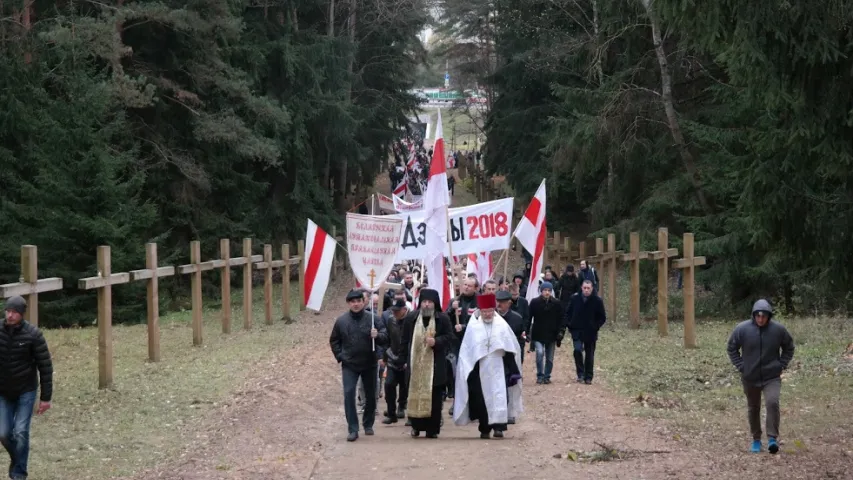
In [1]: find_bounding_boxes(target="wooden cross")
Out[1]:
[647,228,679,337]
[253,244,294,324]
[178,240,264,344]
[0,245,64,327]
[78,246,132,389]
[673,233,705,349]
[620,232,649,329]
[128,243,175,362]
[367,268,377,289]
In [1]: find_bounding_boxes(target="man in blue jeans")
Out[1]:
[526,282,562,384]
[330,290,389,442]
[1,296,54,480]
[561,280,606,384]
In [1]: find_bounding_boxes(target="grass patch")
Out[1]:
[586,288,853,448]
[30,282,305,480]
[421,107,481,151]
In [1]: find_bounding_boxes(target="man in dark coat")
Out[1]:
[558,265,580,307]
[1,296,53,480]
[330,289,389,441]
[444,277,479,401]
[508,283,531,352]
[381,299,411,424]
[561,280,606,384]
[527,282,562,385]
[496,290,527,360]
[727,299,795,454]
[400,289,454,438]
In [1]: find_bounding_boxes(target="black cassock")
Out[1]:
[466,352,520,434]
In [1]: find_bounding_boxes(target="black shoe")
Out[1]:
[396,408,406,418]
[494,430,504,438]
[383,410,389,417]
[347,432,358,442]
[449,406,454,416]
[536,378,543,384]
[576,378,583,383]
[480,432,490,439]
[508,417,516,424]
[544,379,551,384]
[382,416,397,425]
[364,427,374,435]
[426,432,438,439]
[411,428,420,437]
[584,379,592,385]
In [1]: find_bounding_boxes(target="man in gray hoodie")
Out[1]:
[726,299,795,454]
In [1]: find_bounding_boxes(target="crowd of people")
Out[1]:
[328,257,797,455]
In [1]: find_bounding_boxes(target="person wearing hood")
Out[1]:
[330,290,389,442]
[1,296,53,480]
[527,282,563,385]
[400,289,454,438]
[512,273,527,299]
[727,299,795,454]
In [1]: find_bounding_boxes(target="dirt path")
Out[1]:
[130,270,717,480]
[128,171,847,480]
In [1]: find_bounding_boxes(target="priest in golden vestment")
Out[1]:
[400,288,454,438]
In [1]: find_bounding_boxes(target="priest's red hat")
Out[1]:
[477,293,496,310]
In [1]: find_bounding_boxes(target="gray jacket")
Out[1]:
[727,300,795,386]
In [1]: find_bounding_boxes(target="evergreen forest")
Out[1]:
[3,0,852,327]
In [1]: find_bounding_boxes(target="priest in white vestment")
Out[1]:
[452,293,523,439]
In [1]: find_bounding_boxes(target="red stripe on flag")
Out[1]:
[430,138,446,178]
[304,226,328,305]
[530,219,547,287]
[524,197,542,225]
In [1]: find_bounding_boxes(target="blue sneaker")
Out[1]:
[750,440,762,453]
[768,437,779,454]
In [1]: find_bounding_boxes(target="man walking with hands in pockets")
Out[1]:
[727,299,795,454]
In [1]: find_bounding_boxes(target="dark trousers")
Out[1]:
[384,367,409,418]
[743,377,782,440]
[342,365,377,434]
[445,357,455,397]
[571,331,597,381]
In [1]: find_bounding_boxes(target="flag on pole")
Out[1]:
[466,252,493,286]
[513,179,547,302]
[423,109,452,310]
[303,219,337,311]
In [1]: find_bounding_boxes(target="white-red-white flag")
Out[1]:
[393,173,408,197]
[513,179,547,302]
[466,252,493,286]
[304,219,337,311]
[423,109,452,310]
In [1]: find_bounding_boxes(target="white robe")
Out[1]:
[452,313,523,426]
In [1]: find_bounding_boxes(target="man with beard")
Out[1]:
[330,290,389,441]
[561,280,606,384]
[527,282,562,385]
[400,289,454,438]
[452,293,523,439]
[381,299,411,424]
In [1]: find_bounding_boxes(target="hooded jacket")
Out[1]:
[726,299,795,386]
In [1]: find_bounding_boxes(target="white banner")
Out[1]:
[346,213,404,291]
[376,194,396,213]
[389,197,514,261]
[393,194,423,212]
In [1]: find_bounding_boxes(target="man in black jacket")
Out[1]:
[496,290,527,360]
[561,280,606,385]
[527,282,562,385]
[381,299,411,424]
[330,290,389,442]
[1,296,53,480]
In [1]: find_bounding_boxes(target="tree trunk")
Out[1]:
[641,0,713,214]
[591,0,613,194]
[22,0,32,64]
[335,0,355,211]
[325,0,335,205]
